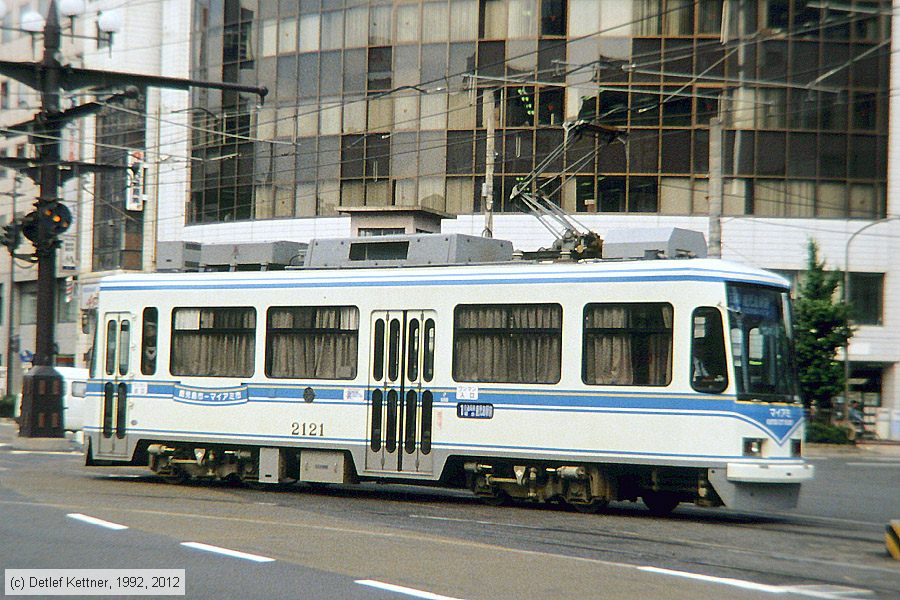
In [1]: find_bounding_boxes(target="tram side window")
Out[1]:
[691,307,728,393]
[583,303,673,386]
[141,307,158,376]
[171,307,255,377]
[453,303,562,384]
[266,306,359,379]
[104,320,117,376]
[118,320,131,376]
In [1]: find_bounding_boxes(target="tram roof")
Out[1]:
[98,258,790,293]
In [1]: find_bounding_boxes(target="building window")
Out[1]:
[847,272,883,325]
[367,46,392,93]
[583,303,673,386]
[358,227,405,236]
[540,0,566,36]
[19,284,36,325]
[265,306,359,379]
[453,303,562,383]
[56,281,77,323]
[171,307,256,376]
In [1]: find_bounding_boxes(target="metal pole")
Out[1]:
[842,215,899,427]
[19,1,64,437]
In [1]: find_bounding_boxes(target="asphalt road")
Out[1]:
[1,421,897,600]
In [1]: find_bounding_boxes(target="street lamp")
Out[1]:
[841,215,899,426]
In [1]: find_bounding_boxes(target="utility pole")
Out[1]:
[0,0,266,437]
[3,175,22,405]
[708,117,723,258]
[18,3,65,436]
[482,89,496,238]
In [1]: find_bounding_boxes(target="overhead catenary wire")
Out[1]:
[1,5,882,167]
[0,4,890,226]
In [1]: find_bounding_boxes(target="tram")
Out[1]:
[83,231,813,514]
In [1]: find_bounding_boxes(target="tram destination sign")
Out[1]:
[457,403,494,419]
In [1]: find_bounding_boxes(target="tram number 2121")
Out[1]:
[291,422,325,437]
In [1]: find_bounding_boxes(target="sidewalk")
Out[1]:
[0,418,83,452]
[806,440,900,458]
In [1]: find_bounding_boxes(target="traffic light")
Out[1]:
[40,201,72,236]
[21,201,72,244]
[1,221,20,252]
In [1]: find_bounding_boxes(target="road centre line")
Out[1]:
[66,513,129,530]
[845,462,900,467]
[180,542,275,563]
[356,580,465,600]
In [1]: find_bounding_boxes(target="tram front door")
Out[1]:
[366,310,435,474]
[98,312,132,457]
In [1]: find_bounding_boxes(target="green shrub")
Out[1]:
[0,394,15,418]
[805,421,853,444]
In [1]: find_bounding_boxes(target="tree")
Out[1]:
[793,240,854,423]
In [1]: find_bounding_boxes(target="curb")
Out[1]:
[887,521,900,560]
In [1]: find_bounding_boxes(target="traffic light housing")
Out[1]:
[22,201,72,244]
[40,201,72,236]
[1,221,21,252]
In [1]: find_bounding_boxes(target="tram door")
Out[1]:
[366,310,436,474]
[98,313,133,457]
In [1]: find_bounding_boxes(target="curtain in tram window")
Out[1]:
[583,304,673,386]
[171,308,256,377]
[646,306,673,385]
[584,305,633,385]
[266,307,359,380]
[171,331,255,377]
[452,304,561,383]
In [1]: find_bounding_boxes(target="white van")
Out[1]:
[55,367,90,431]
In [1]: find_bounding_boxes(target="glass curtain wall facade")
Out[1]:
[92,96,147,271]
[187,0,889,224]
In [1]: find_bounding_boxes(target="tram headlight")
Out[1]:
[742,438,765,457]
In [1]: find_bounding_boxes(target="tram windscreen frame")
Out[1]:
[726,283,800,403]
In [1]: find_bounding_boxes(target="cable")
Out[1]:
[1,5,891,222]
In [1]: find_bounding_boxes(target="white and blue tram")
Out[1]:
[84,235,813,515]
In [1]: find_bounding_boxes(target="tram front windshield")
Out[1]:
[727,283,798,402]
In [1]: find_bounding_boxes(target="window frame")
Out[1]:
[582,302,674,387]
[265,305,359,380]
[170,306,256,377]
[453,302,562,384]
[690,306,728,394]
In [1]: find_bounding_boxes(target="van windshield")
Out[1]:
[727,283,799,402]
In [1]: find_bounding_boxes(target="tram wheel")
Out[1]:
[245,478,298,491]
[477,490,511,507]
[569,498,609,514]
[160,468,188,485]
[642,491,680,516]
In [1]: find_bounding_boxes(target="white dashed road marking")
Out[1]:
[637,566,871,598]
[66,513,129,530]
[355,580,466,600]
[180,542,275,563]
